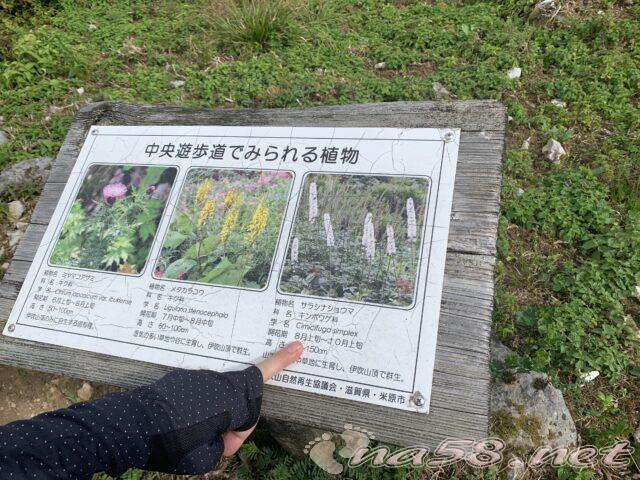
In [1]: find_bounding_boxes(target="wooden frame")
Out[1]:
[0,101,505,447]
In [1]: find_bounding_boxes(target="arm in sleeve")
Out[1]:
[0,365,263,479]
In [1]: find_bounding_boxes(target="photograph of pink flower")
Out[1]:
[49,164,177,274]
[154,168,293,289]
[279,173,429,307]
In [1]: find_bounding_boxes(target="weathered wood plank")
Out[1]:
[0,100,504,449]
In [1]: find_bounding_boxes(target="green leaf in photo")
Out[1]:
[200,257,250,286]
[165,258,197,278]
[163,230,188,249]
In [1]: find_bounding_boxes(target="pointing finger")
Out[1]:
[256,341,304,382]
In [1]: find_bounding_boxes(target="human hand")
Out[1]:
[222,341,304,456]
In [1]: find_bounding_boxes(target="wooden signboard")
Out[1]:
[0,101,505,447]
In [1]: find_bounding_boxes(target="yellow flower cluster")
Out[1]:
[223,188,237,209]
[219,205,239,243]
[198,199,216,227]
[195,179,213,205]
[245,198,269,243]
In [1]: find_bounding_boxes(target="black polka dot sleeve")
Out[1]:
[0,365,264,479]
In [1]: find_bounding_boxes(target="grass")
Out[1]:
[1,0,639,478]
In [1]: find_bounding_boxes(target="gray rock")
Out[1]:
[491,372,577,452]
[634,422,640,444]
[0,130,8,146]
[76,382,94,402]
[7,200,25,222]
[491,334,514,364]
[432,82,451,100]
[374,62,386,70]
[507,67,522,79]
[0,157,53,196]
[170,80,185,88]
[542,138,566,164]
[8,230,23,249]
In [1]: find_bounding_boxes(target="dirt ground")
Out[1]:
[0,364,118,425]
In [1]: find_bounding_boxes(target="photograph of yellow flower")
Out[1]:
[279,173,429,307]
[49,164,177,274]
[155,168,293,289]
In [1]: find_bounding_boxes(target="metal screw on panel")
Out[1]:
[443,130,455,142]
[412,391,426,407]
[91,129,99,135]
[8,324,15,332]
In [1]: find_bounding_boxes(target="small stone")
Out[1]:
[597,9,605,14]
[1,263,8,270]
[633,285,640,302]
[0,130,8,146]
[8,230,23,248]
[516,187,525,197]
[76,382,94,402]
[508,115,514,122]
[542,138,566,164]
[170,80,185,88]
[48,105,64,114]
[521,137,530,150]
[374,61,386,70]
[16,221,28,231]
[8,401,16,409]
[633,422,640,443]
[432,82,451,100]
[7,200,25,222]
[579,370,600,385]
[0,156,54,196]
[76,87,85,95]
[551,99,567,108]
[88,23,97,31]
[507,67,522,79]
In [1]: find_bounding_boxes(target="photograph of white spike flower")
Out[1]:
[323,213,335,247]
[308,181,318,223]
[407,197,417,242]
[364,215,376,261]
[280,173,429,307]
[386,224,396,255]
[362,212,372,246]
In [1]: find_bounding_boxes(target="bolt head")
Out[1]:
[8,324,15,332]
[412,391,425,407]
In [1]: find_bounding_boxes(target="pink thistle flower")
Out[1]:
[177,272,186,280]
[276,171,291,179]
[257,175,273,186]
[102,182,128,201]
[147,185,157,192]
[153,268,164,278]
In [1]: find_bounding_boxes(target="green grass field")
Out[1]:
[1,0,639,478]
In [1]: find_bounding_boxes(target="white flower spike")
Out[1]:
[308,182,318,223]
[406,198,417,242]
[323,213,335,247]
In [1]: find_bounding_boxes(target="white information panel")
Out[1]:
[4,126,459,412]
